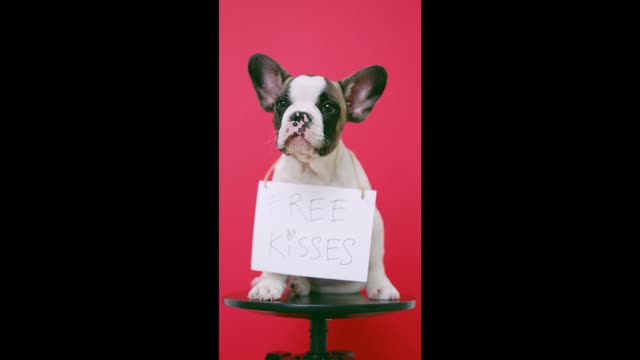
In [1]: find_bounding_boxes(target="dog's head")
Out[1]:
[248,54,387,159]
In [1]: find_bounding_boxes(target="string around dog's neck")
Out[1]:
[263,149,367,199]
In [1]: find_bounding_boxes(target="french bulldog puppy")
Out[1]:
[247,54,399,301]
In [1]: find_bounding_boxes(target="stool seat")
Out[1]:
[224,290,414,319]
[224,290,415,359]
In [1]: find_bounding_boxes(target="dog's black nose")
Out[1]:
[289,111,311,122]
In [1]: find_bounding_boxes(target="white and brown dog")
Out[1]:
[247,54,399,301]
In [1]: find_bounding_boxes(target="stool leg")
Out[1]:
[304,317,328,359]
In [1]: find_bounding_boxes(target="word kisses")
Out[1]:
[268,228,356,265]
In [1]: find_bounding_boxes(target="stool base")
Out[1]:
[266,317,354,359]
[266,350,354,360]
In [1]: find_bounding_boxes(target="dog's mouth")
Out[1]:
[285,133,314,149]
[281,133,319,157]
[284,133,305,145]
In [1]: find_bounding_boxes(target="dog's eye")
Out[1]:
[276,98,289,109]
[322,103,336,113]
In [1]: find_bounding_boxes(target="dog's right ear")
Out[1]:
[248,54,291,112]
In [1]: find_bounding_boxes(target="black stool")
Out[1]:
[223,291,415,359]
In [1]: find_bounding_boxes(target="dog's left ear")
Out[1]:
[339,65,387,122]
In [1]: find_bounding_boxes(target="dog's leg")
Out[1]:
[248,272,287,301]
[366,209,400,300]
[287,276,311,296]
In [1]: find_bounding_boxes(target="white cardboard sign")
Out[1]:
[251,181,376,282]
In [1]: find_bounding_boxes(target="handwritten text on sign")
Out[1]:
[251,181,376,282]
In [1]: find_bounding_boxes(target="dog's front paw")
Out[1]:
[287,276,311,296]
[367,284,400,300]
[250,276,262,287]
[248,278,286,301]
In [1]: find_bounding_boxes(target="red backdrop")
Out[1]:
[219,0,421,358]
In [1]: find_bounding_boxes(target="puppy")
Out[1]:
[247,54,399,301]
